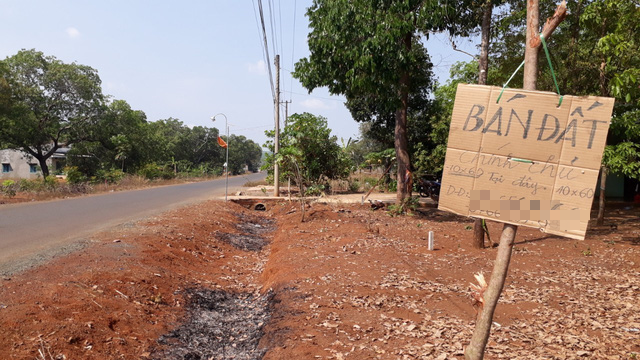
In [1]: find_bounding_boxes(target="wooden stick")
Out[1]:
[362,162,394,203]
[465,223,518,359]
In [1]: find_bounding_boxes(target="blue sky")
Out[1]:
[0,1,478,148]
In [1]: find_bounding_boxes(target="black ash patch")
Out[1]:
[217,233,267,252]
[153,289,274,360]
[215,213,275,251]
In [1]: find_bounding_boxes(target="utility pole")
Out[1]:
[274,55,280,197]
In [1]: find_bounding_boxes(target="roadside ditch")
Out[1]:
[150,211,277,360]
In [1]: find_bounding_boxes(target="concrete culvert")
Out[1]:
[254,203,266,211]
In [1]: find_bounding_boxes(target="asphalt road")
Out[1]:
[0,172,266,274]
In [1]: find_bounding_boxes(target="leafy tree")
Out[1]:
[488,0,640,224]
[67,99,154,176]
[145,118,227,174]
[226,134,262,175]
[263,112,351,190]
[0,49,105,176]
[346,123,388,169]
[178,125,223,169]
[294,0,477,204]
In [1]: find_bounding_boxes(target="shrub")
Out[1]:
[17,178,37,192]
[348,180,360,193]
[386,179,397,193]
[64,166,87,184]
[1,180,17,198]
[305,183,326,196]
[160,169,176,180]
[95,168,125,184]
[138,163,163,180]
[43,175,58,189]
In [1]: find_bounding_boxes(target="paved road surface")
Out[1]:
[0,172,265,274]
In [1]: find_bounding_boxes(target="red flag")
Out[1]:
[217,136,227,148]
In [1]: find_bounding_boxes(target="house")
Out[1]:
[0,148,68,179]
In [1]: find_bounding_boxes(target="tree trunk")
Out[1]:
[37,156,50,177]
[596,165,607,226]
[395,33,412,205]
[473,0,493,249]
[466,0,554,357]
[477,0,492,86]
[395,90,411,204]
[464,224,518,360]
[523,0,539,91]
[597,56,608,226]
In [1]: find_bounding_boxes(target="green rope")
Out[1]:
[496,60,525,103]
[496,34,564,106]
[540,34,564,107]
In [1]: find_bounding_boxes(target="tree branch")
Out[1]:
[449,35,477,60]
[529,0,568,48]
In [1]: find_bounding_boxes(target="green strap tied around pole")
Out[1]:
[540,33,564,107]
[496,60,525,103]
[496,34,564,106]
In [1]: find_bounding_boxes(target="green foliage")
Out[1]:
[305,184,326,197]
[17,178,37,192]
[414,61,478,176]
[0,49,105,177]
[603,143,640,178]
[43,175,58,189]
[1,180,17,198]
[387,196,420,216]
[226,134,263,175]
[364,148,396,168]
[489,0,640,181]
[294,0,480,201]
[138,163,166,180]
[64,166,87,184]
[263,112,352,188]
[362,177,378,190]
[348,180,360,193]
[95,168,125,184]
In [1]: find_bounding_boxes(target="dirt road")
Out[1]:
[0,172,265,275]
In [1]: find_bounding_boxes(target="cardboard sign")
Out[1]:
[439,84,614,240]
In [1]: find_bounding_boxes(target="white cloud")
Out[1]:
[65,27,80,38]
[301,98,330,110]
[247,60,266,75]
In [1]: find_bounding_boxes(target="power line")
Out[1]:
[251,1,271,83]
[267,0,278,61]
[289,0,297,102]
[255,0,275,101]
[285,90,347,102]
[277,0,284,59]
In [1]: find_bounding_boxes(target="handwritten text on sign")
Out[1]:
[438,84,614,240]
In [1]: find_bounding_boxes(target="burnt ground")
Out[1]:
[0,199,639,359]
[152,289,273,360]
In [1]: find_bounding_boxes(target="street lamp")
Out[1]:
[211,113,229,202]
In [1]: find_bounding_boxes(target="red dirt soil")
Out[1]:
[0,199,638,359]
